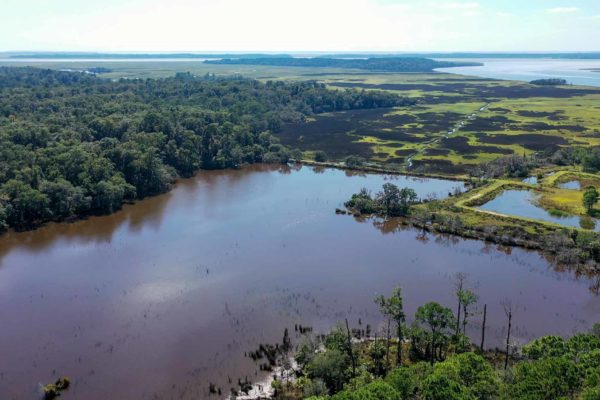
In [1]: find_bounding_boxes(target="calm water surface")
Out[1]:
[479,189,599,231]
[436,58,600,87]
[522,176,538,185]
[559,180,582,190]
[1,165,598,400]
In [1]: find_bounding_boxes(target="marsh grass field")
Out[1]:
[292,73,600,174]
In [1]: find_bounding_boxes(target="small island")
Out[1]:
[530,78,568,86]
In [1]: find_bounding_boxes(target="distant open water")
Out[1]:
[1,56,600,86]
[436,58,600,87]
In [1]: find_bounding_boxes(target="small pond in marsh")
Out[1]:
[559,180,582,190]
[522,176,538,185]
[1,165,599,400]
[478,189,599,231]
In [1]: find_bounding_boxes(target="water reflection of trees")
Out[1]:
[365,215,600,295]
[370,217,464,247]
[311,166,326,174]
[0,191,172,266]
[371,217,406,234]
[344,170,368,178]
[486,243,513,256]
[0,164,304,267]
[590,275,600,294]
[1,166,282,266]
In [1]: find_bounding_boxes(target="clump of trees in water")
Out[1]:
[264,284,600,400]
[248,329,293,373]
[0,67,408,231]
[344,183,419,217]
[42,377,70,399]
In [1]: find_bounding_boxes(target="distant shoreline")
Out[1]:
[4,51,600,60]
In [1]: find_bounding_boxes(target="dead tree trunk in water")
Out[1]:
[454,273,466,337]
[345,318,356,379]
[385,318,391,373]
[430,333,436,365]
[396,325,403,367]
[503,301,513,370]
[480,304,487,352]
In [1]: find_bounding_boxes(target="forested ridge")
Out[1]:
[0,67,408,231]
[204,57,481,72]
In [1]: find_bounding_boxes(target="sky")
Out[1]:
[1,0,600,52]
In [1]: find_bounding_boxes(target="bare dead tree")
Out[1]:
[345,318,356,379]
[460,289,478,336]
[480,304,487,352]
[454,272,467,336]
[502,300,513,370]
[385,318,391,373]
[375,287,405,367]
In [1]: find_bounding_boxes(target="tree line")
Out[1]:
[204,57,481,72]
[472,146,600,181]
[0,67,408,231]
[530,78,568,86]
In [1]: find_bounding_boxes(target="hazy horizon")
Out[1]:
[2,0,600,53]
[3,50,600,55]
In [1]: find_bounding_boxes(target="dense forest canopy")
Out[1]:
[204,57,481,72]
[0,67,409,231]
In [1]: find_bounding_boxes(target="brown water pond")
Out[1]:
[0,164,598,399]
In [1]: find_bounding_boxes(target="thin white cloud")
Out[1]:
[578,14,600,22]
[496,11,511,18]
[547,7,579,14]
[462,11,481,17]
[437,1,480,10]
